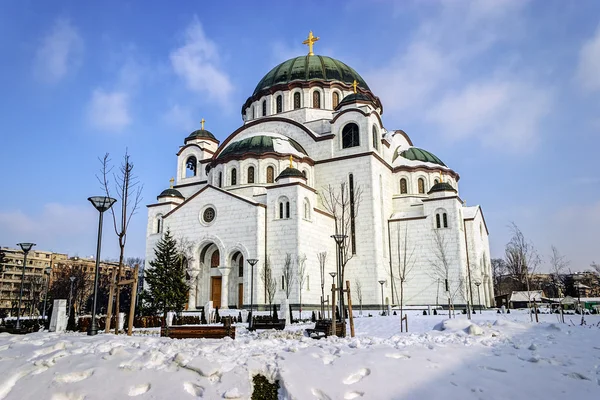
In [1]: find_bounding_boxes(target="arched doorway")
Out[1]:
[230,251,244,308]
[198,242,222,308]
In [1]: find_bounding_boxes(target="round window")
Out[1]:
[203,207,215,223]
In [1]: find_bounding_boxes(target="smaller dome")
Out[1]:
[394,147,446,166]
[427,182,457,195]
[158,188,184,199]
[336,92,375,108]
[185,129,218,143]
[217,134,308,159]
[276,167,306,181]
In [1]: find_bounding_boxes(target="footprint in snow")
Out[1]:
[311,388,332,400]
[128,383,151,397]
[54,369,94,384]
[343,368,370,385]
[563,372,590,381]
[51,393,85,400]
[385,353,410,359]
[344,391,364,399]
[183,382,204,397]
[479,366,507,373]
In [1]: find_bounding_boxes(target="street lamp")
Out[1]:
[42,267,52,322]
[331,234,347,322]
[329,271,337,286]
[15,242,36,330]
[87,196,116,336]
[68,276,76,317]
[474,279,482,314]
[378,280,386,316]
[247,258,259,330]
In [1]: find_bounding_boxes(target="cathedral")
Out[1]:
[145,33,494,311]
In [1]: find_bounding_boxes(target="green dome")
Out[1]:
[276,167,306,181]
[428,182,456,195]
[253,55,370,96]
[336,92,376,109]
[217,134,308,159]
[393,147,446,167]
[158,188,184,199]
[185,129,217,143]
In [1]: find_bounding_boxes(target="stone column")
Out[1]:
[187,264,200,310]
[218,267,231,309]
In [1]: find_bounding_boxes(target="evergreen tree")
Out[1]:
[144,230,188,323]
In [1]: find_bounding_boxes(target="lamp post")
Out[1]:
[247,258,258,330]
[378,280,386,316]
[42,267,52,322]
[87,196,116,336]
[15,242,36,330]
[331,234,347,322]
[329,272,337,320]
[474,280,482,314]
[68,276,76,317]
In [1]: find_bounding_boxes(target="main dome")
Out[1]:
[252,55,370,96]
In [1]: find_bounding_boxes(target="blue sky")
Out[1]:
[0,0,599,271]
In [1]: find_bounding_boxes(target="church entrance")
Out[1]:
[211,277,222,308]
[238,283,243,308]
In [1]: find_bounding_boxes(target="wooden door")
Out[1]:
[211,277,222,308]
[238,283,243,309]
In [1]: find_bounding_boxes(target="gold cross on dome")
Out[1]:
[169,177,174,188]
[352,80,358,94]
[201,118,205,130]
[289,155,293,168]
[302,31,320,56]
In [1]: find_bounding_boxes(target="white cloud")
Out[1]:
[576,25,600,92]
[33,18,83,84]
[427,81,552,151]
[87,89,131,131]
[170,17,234,107]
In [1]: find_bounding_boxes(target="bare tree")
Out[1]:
[25,275,45,317]
[260,257,276,307]
[296,254,307,317]
[282,253,294,300]
[505,222,541,321]
[317,252,327,317]
[429,229,459,317]
[354,280,363,316]
[99,151,143,334]
[491,258,507,295]
[396,226,415,330]
[549,245,569,297]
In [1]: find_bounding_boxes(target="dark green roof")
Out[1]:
[336,92,376,109]
[427,182,457,195]
[185,129,217,143]
[393,147,446,166]
[253,55,370,96]
[158,188,184,199]
[217,135,308,159]
[276,167,306,181]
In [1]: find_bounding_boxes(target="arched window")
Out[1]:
[231,168,237,185]
[238,255,244,277]
[186,156,197,177]
[279,202,284,219]
[276,95,282,113]
[312,91,321,108]
[435,210,449,229]
[443,213,448,228]
[294,92,301,109]
[436,214,441,229]
[262,100,266,116]
[342,123,360,148]
[418,178,425,194]
[266,166,274,183]
[286,201,290,218]
[332,92,340,108]
[302,169,309,185]
[211,250,220,268]
[434,179,439,185]
[278,198,290,219]
[247,166,255,184]
[400,178,408,194]
[303,198,311,220]
[218,172,223,188]
[156,214,163,234]
[372,126,379,151]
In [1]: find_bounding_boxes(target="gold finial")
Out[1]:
[169,177,174,188]
[302,31,320,56]
[352,79,358,94]
[201,118,205,130]
[439,171,443,183]
[289,155,293,168]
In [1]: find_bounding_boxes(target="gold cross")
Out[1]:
[201,118,205,130]
[352,80,358,94]
[289,155,293,168]
[302,31,320,56]
[169,177,174,188]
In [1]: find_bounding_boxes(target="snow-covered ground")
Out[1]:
[0,310,599,399]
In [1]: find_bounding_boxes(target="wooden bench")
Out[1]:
[161,318,235,339]
[306,319,345,339]
[248,319,286,331]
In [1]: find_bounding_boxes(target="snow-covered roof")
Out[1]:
[389,209,425,221]
[510,290,544,302]
[462,206,479,220]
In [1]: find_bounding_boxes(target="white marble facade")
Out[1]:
[145,48,494,311]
